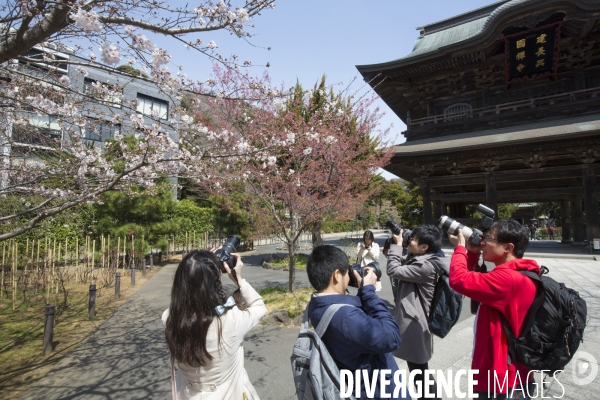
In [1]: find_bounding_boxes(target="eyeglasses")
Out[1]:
[483,235,500,244]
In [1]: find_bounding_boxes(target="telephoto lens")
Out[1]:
[214,235,240,269]
[437,216,483,246]
[385,217,402,235]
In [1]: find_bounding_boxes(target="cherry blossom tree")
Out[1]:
[0,0,275,241]
[198,67,393,292]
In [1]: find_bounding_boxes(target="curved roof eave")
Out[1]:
[356,0,560,75]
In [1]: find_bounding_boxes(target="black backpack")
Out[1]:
[417,259,463,338]
[498,266,587,373]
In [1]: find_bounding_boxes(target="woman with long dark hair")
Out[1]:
[162,250,266,399]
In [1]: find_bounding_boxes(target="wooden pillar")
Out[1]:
[560,199,573,243]
[583,166,600,242]
[572,196,584,242]
[421,181,433,225]
[433,200,444,221]
[485,173,498,216]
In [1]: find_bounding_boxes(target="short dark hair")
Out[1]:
[490,219,529,258]
[411,224,443,253]
[363,230,374,241]
[307,245,349,291]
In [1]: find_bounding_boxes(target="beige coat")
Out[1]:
[386,244,450,364]
[162,280,267,400]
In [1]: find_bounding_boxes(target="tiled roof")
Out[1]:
[405,17,488,60]
[384,0,537,64]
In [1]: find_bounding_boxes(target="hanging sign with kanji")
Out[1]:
[504,23,561,89]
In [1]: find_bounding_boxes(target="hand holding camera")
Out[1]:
[222,253,243,286]
[348,261,382,288]
[214,235,243,286]
[448,229,483,253]
[354,267,377,288]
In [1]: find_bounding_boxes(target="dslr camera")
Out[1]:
[384,217,412,247]
[215,235,242,285]
[214,235,240,268]
[438,204,495,246]
[348,261,382,288]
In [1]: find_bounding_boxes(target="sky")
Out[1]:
[149,0,502,179]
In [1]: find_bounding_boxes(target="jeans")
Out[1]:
[473,380,537,400]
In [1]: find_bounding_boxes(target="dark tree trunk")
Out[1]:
[311,220,324,248]
[288,241,296,293]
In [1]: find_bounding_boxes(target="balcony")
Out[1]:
[404,87,600,140]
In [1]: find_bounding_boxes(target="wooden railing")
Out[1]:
[407,87,600,128]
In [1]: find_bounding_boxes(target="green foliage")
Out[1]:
[498,203,519,220]
[321,220,356,234]
[535,202,561,222]
[379,180,423,228]
[471,203,519,220]
[269,254,309,269]
[258,286,288,296]
[92,182,214,252]
[116,64,148,78]
[0,196,95,252]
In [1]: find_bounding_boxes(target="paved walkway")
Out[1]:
[21,235,600,400]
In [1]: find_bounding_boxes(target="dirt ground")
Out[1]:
[0,262,169,400]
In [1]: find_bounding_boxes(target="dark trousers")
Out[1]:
[406,361,440,400]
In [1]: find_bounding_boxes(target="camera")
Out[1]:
[401,229,412,248]
[348,261,382,288]
[385,217,402,235]
[215,235,240,269]
[385,217,412,247]
[438,204,495,246]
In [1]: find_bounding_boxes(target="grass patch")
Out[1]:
[268,253,309,269]
[0,265,163,400]
[259,286,314,319]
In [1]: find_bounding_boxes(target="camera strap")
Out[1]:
[231,268,239,286]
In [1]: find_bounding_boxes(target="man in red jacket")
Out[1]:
[448,219,540,400]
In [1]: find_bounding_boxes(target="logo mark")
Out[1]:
[572,351,598,386]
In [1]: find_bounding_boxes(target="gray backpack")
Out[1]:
[291,303,357,400]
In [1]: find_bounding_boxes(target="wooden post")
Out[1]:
[142,258,146,277]
[1,242,5,299]
[88,284,96,318]
[13,241,17,310]
[91,239,95,277]
[583,166,600,242]
[115,272,121,298]
[117,236,121,271]
[46,248,51,303]
[420,180,433,225]
[75,237,79,274]
[36,239,40,274]
[131,235,135,269]
[43,305,56,355]
[130,263,135,286]
[52,238,56,276]
[123,235,127,272]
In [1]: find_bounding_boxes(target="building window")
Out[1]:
[84,120,120,142]
[444,103,473,122]
[136,94,168,120]
[12,113,62,147]
[20,46,69,74]
[84,78,123,108]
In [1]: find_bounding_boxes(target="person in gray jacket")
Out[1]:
[387,224,449,400]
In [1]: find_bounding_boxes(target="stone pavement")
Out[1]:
[21,234,600,400]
